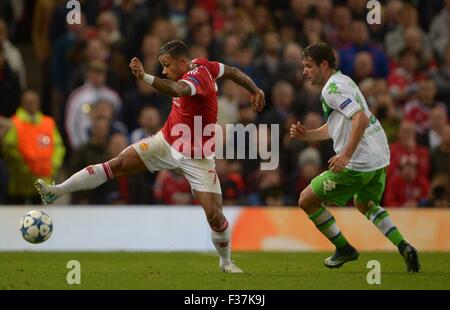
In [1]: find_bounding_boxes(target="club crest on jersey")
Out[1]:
[139,143,148,151]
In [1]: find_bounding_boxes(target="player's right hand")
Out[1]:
[129,57,145,80]
[289,121,307,140]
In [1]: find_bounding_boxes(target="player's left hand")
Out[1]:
[250,88,265,112]
[328,154,350,173]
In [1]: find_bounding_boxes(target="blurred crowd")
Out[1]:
[0,0,448,207]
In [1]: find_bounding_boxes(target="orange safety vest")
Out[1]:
[12,115,55,177]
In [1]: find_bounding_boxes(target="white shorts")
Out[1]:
[132,131,221,194]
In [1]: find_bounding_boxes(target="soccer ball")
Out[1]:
[20,210,53,244]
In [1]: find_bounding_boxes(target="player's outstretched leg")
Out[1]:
[195,190,243,273]
[299,186,359,268]
[355,201,420,272]
[35,146,147,204]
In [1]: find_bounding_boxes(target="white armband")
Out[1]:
[143,73,155,85]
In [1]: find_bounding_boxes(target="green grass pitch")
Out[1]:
[1,252,449,290]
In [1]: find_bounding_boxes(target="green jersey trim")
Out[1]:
[321,96,334,120]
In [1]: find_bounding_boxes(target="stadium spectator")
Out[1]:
[220,33,241,65]
[217,79,241,126]
[89,98,128,137]
[372,93,401,143]
[300,111,334,171]
[425,106,449,150]
[65,60,122,150]
[428,174,449,208]
[187,5,210,34]
[385,0,403,31]
[32,0,57,64]
[404,79,447,143]
[0,45,21,117]
[51,13,89,96]
[149,18,178,44]
[288,147,323,202]
[122,77,169,132]
[300,8,324,47]
[247,169,285,206]
[275,42,303,88]
[324,5,352,50]
[106,132,129,204]
[153,169,193,205]
[216,159,244,206]
[140,34,163,84]
[69,117,112,204]
[259,81,295,130]
[384,154,430,208]
[254,32,282,96]
[387,49,424,104]
[339,20,389,79]
[0,116,10,203]
[0,19,26,89]
[112,0,151,59]
[292,69,323,117]
[252,5,276,36]
[388,121,430,178]
[1,90,65,204]
[430,124,450,178]
[94,12,133,94]
[353,52,375,84]
[130,106,162,144]
[234,44,260,88]
[68,38,124,95]
[32,0,58,115]
[402,26,434,69]
[385,3,432,62]
[96,11,123,50]
[231,9,261,53]
[429,0,450,60]
[432,44,450,111]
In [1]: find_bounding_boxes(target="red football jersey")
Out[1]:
[161,58,224,158]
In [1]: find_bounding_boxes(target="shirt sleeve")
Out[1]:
[322,82,362,119]
[180,68,208,96]
[192,58,224,79]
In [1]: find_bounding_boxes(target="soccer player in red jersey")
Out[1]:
[36,40,265,273]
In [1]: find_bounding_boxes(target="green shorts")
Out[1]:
[311,167,387,206]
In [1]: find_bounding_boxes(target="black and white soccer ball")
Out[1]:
[20,210,53,244]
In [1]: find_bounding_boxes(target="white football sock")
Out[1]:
[56,163,113,195]
[211,220,231,265]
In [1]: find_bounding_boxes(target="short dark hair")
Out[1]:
[159,40,189,58]
[302,42,336,69]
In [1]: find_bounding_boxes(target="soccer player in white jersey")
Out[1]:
[290,42,420,272]
[36,40,265,273]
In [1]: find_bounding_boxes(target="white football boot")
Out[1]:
[35,179,61,205]
[220,261,243,273]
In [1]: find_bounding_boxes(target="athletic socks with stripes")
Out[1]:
[309,207,348,248]
[365,205,405,246]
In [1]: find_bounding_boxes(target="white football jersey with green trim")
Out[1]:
[321,71,390,172]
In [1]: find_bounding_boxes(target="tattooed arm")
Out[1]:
[129,57,191,97]
[221,64,265,112]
